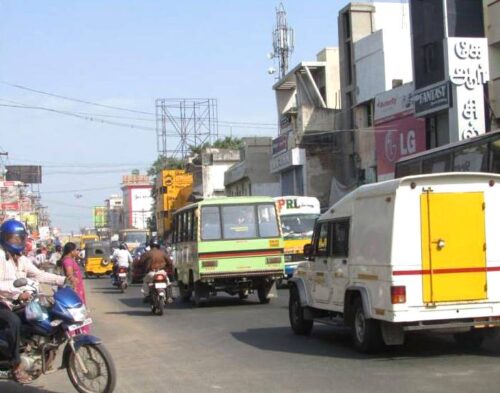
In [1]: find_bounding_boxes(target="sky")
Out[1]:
[0,0,405,233]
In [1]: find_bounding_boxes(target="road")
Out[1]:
[2,279,500,393]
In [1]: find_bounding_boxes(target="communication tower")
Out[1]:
[269,3,295,79]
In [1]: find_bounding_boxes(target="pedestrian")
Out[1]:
[34,249,45,267]
[60,242,89,333]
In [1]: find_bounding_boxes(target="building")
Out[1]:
[121,174,153,230]
[105,194,123,236]
[224,137,280,197]
[409,0,489,147]
[271,47,341,205]
[485,0,500,129]
[187,148,241,199]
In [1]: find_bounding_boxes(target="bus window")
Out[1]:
[422,153,451,174]
[222,205,257,239]
[453,144,488,172]
[490,140,500,173]
[201,206,222,240]
[257,204,280,238]
[395,160,421,178]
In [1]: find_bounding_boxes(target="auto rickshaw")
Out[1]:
[84,240,113,278]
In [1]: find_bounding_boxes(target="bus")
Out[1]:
[172,196,284,306]
[274,196,320,282]
[118,229,149,251]
[395,129,500,178]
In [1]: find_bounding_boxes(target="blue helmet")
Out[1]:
[0,219,27,255]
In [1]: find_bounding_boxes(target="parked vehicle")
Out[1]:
[113,266,129,293]
[84,241,113,278]
[173,196,284,306]
[289,173,500,352]
[148,272,169,316]
[0,278,116,392]
[274,196,320,284]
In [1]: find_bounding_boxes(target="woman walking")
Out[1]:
[60,242,89,333]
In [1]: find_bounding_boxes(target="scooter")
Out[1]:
[0,278,116,393]
[148,272,169,316]
[113,266,129,293]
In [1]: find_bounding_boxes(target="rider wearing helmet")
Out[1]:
[0,219,66,384]
[110,242,133,284]
[140,238,173,300]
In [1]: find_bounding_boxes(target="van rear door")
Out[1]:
[420,191,487,304]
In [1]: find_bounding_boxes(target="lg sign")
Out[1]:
[384,129,417,163]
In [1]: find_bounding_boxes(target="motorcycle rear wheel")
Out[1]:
[67,343,117,393]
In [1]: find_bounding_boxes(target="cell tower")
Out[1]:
[155,98,218,159]
[270,3,294,79]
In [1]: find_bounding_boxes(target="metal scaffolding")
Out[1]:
[155,98,219,159]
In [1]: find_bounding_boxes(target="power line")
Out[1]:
[40,185,121,194]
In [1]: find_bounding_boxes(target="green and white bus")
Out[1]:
[172,196,285,305]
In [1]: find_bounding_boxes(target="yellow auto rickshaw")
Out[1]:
[84,240,113,278]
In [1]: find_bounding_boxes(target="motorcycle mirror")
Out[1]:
[13,278,28,288]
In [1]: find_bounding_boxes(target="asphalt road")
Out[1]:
[2,279,500,393]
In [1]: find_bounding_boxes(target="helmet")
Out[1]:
[0,219,27,255]
[119,242,127,250]
[149,238,160,249]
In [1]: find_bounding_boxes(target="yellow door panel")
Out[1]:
[421,192,487,303]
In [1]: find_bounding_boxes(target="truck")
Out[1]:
[274,196,320,282]
[289,173,500,352]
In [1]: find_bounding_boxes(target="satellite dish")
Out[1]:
[267,67,276,75]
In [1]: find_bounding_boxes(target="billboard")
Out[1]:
[6,165,42,184]
[92,206,108,228]
[123,186,153,229]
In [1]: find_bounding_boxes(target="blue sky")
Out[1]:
[0,0,404,232]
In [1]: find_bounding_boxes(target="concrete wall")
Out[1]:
[317,47,341,109]
[485,0,500,128]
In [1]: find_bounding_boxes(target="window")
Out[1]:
[331,219,350,258]
[313,223,329,257]
[453,144,488,172]
[257,204,280,238]
[222,205,257,240]
[201,206,222,240]
[489,140,500,173]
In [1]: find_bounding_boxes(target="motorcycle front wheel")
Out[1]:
[67,343,117,393]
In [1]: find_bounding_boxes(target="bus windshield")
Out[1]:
[201,203,280,240]
[123,232,147,244]
[281,214,318,239]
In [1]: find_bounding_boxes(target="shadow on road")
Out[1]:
[0,381,63,393]
[105,310,155,317]
[231,325,500,360]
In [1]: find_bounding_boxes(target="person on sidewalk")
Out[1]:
[140,239,173,301]
[0,219,66,384]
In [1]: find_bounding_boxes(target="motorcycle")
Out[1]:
[0,278,116,393]
[148,272,169,316]
[113,266,129,293]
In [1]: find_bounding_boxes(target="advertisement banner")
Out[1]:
[374,83,415,124]
[39,226,50,241]
[93,206,108,228]
[375,116,426,179]
[130,187,153,229]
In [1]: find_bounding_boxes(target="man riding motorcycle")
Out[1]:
[140,239,173,301]
[111,242,132,285]
[0,219,66,384]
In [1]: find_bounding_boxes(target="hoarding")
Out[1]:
[6,165,42,184]
[92,206,108,228]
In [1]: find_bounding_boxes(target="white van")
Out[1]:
[289,173,500,352]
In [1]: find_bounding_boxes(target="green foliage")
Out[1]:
[147,155,184,176]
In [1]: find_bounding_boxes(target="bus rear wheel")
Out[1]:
[179,281,192,302]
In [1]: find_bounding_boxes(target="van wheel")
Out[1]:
[454,329,485,349]
[351,298,382,353]
[289,286,313,335]
[193,282,203,307]
[238,290,249,300]
[257,286,271,304]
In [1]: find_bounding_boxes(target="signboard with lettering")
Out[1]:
[446,38,489,141]
[413,81,451,117]
[375,83,414,124]
[272,133,289,156]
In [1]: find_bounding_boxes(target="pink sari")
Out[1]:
[62,256,89,333]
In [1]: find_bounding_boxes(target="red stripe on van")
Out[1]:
[393,266,500,276]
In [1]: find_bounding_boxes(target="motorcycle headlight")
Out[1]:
[68,305,88,322]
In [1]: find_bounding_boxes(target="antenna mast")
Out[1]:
[271,3,294,79]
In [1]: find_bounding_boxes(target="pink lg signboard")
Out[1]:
[374,83,426,180]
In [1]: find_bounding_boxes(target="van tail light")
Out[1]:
[391,286,406,304]
[119,267,127,273]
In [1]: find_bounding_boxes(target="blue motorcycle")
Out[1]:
[0,278,116,392]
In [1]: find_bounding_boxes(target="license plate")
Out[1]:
[155,282,167,289]
[67,317,93,332]
[118,273,127,277]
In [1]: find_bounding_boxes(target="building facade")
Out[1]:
[224,137,280,197]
